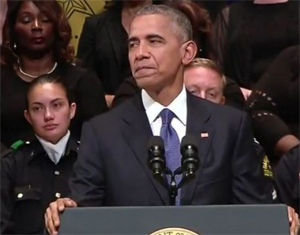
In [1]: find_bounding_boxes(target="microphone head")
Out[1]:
[148,136,164,150]
[180,135,198,150]
[180,135,199,174]
[147,136,166,176]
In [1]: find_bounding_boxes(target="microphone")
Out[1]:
[180,135,200,177]
[147,136,166,178]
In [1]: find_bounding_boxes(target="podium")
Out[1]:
[59,204,289,234]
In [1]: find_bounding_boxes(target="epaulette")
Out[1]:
[10,140,31,150]
[1,148,14,158]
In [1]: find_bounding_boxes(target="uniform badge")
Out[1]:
[262,155,273,178]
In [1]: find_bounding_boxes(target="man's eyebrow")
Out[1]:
[128,34,165,43]
[128,36,138,43]
[206,87,220,93]
[146,34,165,41]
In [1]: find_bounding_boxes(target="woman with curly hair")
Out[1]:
[1,0,108,148]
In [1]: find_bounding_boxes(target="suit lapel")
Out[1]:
[121,94,169,205]
[105,8,123,68]
[181,92,214,205]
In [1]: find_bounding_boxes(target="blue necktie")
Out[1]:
[160,108,181,205]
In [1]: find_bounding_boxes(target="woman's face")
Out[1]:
[24,83,76,144]
[14,1,55,54]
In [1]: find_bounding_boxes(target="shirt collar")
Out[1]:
[141,86,187,125]
[35,130,70,164]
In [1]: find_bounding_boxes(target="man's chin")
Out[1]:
[135,76,153,89]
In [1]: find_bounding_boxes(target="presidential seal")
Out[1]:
[149,227,199,235]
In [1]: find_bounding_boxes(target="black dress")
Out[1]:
[0,63,108,148]
[247,45,299,160]
[212,0,299,88]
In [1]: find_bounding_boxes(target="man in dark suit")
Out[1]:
[45,5,272,234]
[77,0,157,107]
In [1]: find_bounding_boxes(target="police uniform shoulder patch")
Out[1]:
[262,155,273,178]
[10,140,31,150]
[1,141,31,158]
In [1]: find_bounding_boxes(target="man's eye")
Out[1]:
[150,39,161,44]
[129,42,138,48]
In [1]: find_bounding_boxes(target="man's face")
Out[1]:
[184,66,225,104]
[128,14,185,92]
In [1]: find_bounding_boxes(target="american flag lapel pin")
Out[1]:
[200,132,209,138]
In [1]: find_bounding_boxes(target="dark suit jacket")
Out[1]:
[77,6,131,94]
[70,91,272,206]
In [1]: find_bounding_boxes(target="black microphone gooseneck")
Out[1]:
[147,136,168,188]
[147,135,200,205]
[178,135,200,188]
[147,136,177,205]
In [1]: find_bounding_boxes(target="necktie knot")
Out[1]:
[160,108,175,125]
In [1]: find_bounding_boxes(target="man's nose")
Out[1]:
[199,91,207,100]
[135,43,150,60]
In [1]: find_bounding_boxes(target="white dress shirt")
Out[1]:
[141,87,187,142]
[36,130,70,164]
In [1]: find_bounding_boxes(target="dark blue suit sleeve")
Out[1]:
[231,112,273,204]
[70,121,105,206]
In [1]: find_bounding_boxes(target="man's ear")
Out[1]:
[69,103,77,120]
[24,110,32,125]
[181,40,197,65]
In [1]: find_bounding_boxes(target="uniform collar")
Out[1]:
[28,135,78,163]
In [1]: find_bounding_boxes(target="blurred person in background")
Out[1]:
[1,0,107,148]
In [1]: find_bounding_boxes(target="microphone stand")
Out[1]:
[165,168,198,205]
[150,168,197,206]
[165,168,177,206]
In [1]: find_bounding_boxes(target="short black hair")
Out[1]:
[26,74,75,109]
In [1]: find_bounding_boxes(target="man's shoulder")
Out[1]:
[84,8,116,28]
[85,11,106,23]
[192,95,245,118]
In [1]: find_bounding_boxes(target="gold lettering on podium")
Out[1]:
[149,227,199,235]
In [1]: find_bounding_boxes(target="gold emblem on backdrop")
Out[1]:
[149,227,199,235]
[57,0,107,53]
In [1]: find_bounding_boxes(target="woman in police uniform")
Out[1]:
[1,74,79,234]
